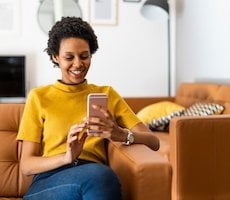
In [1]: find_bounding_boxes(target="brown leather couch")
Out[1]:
[0,103,170,200]
[124,82,230,200]
[1,82,230,200]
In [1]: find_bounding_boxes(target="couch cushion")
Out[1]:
[0,104,32,198]
[213,85,230,114]
[175,83,230,114]
[175,83,221,107]
[0,104,23,196]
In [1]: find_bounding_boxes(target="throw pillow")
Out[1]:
[137,101,185,124]
[149,109,185,131]
[148,102,224,132]
[183,102,224,116]
[136,101,185,131]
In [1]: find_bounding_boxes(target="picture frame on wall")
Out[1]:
[89,0,118,26]
[0,0,20,36]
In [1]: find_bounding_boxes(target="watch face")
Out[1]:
[128,132,134,143]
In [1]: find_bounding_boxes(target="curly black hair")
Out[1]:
[45,17,99,66]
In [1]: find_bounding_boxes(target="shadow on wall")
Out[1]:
[175,0,184,17]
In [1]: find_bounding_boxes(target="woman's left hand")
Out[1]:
[84,105,126,142]
[84,104,160,151]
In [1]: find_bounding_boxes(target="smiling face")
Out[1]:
[52,37,91,84]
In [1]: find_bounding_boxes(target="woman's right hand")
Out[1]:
[64,123,88,164]
[21,123,88,176]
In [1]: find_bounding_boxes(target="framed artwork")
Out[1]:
[0,0,20,36]
[89,0,118,26]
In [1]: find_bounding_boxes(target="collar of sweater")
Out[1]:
[54,79,88,93]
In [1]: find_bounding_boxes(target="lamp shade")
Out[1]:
[140,0,169,21]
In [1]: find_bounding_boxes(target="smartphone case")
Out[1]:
[87,93,108,118]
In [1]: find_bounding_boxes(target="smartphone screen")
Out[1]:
[87,93,108,119]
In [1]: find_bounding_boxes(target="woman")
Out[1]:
[17,17,159,200]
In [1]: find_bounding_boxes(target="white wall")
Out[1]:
[176,0,230,88]
[0,0,170,97]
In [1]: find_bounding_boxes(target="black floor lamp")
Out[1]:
[140,0,171,96]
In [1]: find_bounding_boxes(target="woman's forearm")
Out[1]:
[130,122,160,151]
[132,131,160,151]
[21,153,68,176]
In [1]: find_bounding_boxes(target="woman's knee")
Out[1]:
[82,164,122,200]
[88,164,120,184]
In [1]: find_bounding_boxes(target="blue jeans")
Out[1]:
[24,161,122,200]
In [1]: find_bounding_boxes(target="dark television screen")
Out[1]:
[0,56,25,98]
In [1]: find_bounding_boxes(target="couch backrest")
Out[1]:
[175,83,230,114]
[0,103,32,198]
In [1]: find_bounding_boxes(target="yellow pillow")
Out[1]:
[136,101,185,124]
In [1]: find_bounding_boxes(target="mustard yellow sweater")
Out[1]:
[17,80,140,163]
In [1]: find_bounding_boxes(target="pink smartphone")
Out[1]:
[87,93,108,119]
[87,93,108,135]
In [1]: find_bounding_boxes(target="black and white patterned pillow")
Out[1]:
[183,103,224,116]
[148,102,224,132]
[149,109,185,131]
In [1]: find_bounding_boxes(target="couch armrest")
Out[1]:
[170,115,230,200]
[108,141,171,200]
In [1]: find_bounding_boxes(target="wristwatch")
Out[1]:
[124,129,134,145]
